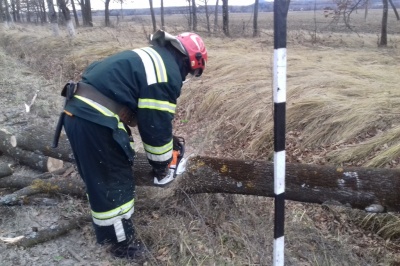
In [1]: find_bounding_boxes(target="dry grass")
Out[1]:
[1,10,400,265]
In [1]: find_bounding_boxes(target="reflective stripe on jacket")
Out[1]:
[66,45,183,168]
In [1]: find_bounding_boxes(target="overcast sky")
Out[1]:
[94,0,260,10]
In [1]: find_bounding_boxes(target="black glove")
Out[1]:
[173,135,180,150]
[173,135,185,156]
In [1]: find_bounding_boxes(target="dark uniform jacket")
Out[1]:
[64,45,183,170]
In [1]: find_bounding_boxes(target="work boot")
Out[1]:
[110,239,147,262]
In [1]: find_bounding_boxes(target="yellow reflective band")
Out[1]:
[92,206,135,227]
[91,199,135,220]
[141,47,168,83]
[74,95,126,132]
[146,149,173,162]
[138,98,176,114]
[143,139,173,155]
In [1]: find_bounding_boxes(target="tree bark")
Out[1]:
[39,0,47,24]
[71,0,79,27]
[253,0,259,37]
[15,0,20,22]
[149,0,156,32]
[388,0,400,20]
[0,0,4,23]
[204,0,210,34]
[79,0,93,27]
[0,128,75,163]
[222,0,229,36]
[191,0,197,31]
[187,0,192,30]
[0,214,91,248]
[380,0,388,46]
[0,185,44,205]
[213,0,219,33]
[0,174,86,197]
[104,0,111,27]
[0,163,13,178]
[160,0,165,29]
[2,126,400,212]
[46,0,59,36]
[4,0,14,28]
[58,0,75,37]
[0,129,64,172]
[0,170,83,205]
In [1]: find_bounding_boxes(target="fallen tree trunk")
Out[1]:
[1,127,400,212]
[0,163,13,178]
[0,129,64,172]
[0,127,74,162]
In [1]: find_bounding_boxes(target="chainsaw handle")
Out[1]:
[173,136,185,159]
[178,140,185,159]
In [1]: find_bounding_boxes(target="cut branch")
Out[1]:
[0,215,91,248]
[0,129,64,172]
[0,128,74,163]
[0,186,42,205]
[0,163,13,178]
[0,174,86,198]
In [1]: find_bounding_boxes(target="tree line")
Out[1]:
[0,0,256,37]
[0,0,398,45]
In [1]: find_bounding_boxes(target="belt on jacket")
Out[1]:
[74,82,136,126]
[75,82,124,114]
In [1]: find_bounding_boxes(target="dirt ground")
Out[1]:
[1,28,400,265]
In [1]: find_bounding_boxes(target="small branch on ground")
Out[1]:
[0,214,91,248]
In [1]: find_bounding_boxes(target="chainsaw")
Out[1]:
[153,136,187,187]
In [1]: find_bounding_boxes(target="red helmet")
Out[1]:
[176,32,207,77]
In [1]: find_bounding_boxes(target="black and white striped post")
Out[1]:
[273,0,289,265]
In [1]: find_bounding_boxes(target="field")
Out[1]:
[1,10,400,265]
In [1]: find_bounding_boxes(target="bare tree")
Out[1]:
[222,0,229,36]
[0,0,4,23]
[10,0,17,22]
[77,0,92,26]
[388,0,400,20]
[30,0,47,24]
[380,0,388,46]
[186,0,192,30]
[58,0,75,36]
[114,0,124,20]
[197,0,211,34]
[39,0,47,23]
[70,0,79,27]
[104,0,111,26]
[213,0,219,33]
[46,0,59,36]
[160,0,164,29]
[253,0,259,37]
[364,0,369,21]
[336,0,399,47]
[191,0,197,31]
[14,0,21,22]
[149,0,156,32]
[25,0,31,22]
[202,0,211,34]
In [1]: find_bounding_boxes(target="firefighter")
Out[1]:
[55,30,207,261]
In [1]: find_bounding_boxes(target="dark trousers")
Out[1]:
[64,115,135,246]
